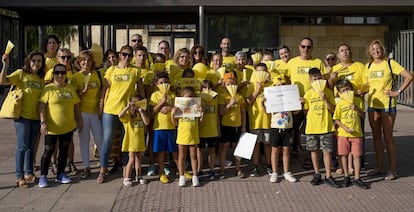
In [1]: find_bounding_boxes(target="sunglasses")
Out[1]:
[301,45,312,49]
[326,57,336,61]
[59,56,72,60]
[131,39,143,43]
[53,71,67,75]
[121,52,133,57]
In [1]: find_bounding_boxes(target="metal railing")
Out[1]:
[385,29,414,107]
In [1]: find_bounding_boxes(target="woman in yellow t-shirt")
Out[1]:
[97,45,143,184]
[70,50,104,179]
[1,51,46,188]
[42,35,60,71]
[190,44,209,80]
[364,40,413,180]
[168,48,191,85]
[38,64,82,188]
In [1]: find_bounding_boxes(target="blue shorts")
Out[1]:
[153,130,178,153]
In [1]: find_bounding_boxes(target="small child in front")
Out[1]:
[119,94,150,186]
[171,86,204,187]
[333,79,369,189]
[303,68,340,188]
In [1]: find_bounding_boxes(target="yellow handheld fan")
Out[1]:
[226,84,238,97]
[311,79,327,92]
[157,83,171,94]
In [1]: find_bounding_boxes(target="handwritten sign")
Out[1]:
[174,97,201,118]
[264,84,302,113]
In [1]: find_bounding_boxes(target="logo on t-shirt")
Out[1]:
[26,81,42,89]
[114,74,130,81]
[297,67,310,74]
[370,70,384,78]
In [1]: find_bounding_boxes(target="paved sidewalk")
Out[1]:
[0,105,413,211]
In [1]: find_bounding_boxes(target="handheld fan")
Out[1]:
[157,83,171,94]
[264,61,278,72]
[199,89,218,102]
[4,40,14,55]
[311,79,327,92]
[251,70,269,83]
[135,99,148,109]
[251,52,262,65]
[339,90,354,104]
[226,84,238,97]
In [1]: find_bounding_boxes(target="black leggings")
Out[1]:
[40,131,73,176]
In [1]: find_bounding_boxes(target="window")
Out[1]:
[344,17,364,24]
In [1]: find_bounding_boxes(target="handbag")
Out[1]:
[0,85,23,119]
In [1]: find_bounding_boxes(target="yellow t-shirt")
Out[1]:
[199,96,219,137]
[150,91,176,130]
[219,91,245,127]
[176,117,200,145]
[45,56,58,71]
[332,62,365,94]
[223,55,236,70]
[333,97,364,138]
[287,56,325,97]
[364,59,404,109]
[120,113,146,152]
[69,70,102,114]
[39,84,80,135]
[44,67,76,84]
[246,83,271,130]
[7,69,44,120]
[272,59,289,84]
[303,88,335,134]
[103,65,141,115]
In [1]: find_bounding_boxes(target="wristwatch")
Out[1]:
[397,89,402,94]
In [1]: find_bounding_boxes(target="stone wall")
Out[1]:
[280,25,389,63]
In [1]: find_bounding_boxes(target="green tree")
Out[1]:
[25,25,78,53]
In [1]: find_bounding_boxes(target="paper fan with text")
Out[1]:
[226,84,238,97]
[311,79,327,92]
[157,83,171,94]
[4,40,14,55]
[250,70,269,83]
[199,89,218,102]
[339,90,354,104]
[135,99,148,109]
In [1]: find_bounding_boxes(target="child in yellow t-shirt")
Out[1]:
[198,80,219,181]
[150,71,179,184]
[302,68,339,188]
[218,73,246,179]
[333,79,368,189]
[171,86,204,187]
[119,94,150,186]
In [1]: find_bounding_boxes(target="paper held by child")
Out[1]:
[174,97,201,118]
[234,132,258,160]
[4,40,14,55]
[226,84,238,97]
[311,79,327,92]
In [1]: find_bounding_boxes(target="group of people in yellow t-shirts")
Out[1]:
[2,34,412,190]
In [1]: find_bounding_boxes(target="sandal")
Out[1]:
[384,172,398,181]
[16,179,29,188]
[24,174,38,183]
[96,173,105,184]
[302,158,312,170]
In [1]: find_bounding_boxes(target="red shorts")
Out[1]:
[337,136,362,156]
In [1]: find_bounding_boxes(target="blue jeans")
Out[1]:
[100,113,124,168]
[14,117,40,179]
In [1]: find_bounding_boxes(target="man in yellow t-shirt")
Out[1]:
[303,68,339,188]
[130,34,153,68]
[287,38,325,157]
[219,38,236,70]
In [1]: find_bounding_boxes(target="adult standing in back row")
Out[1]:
[287,37,325,159]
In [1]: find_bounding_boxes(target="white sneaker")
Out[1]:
[270,172,278,183]
[283,172,297,183]
[123,178,132,187]
[135,176,147,184]
[178,175,186,187]
[192,176,200,187]
[225,160,233,167]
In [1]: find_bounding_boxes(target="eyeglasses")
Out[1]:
[121,52,133,57]
[194,51,202,55]
[301,45,312,49]
[131,39,143,43]
[59,56,72,60]
[53,71,67,75]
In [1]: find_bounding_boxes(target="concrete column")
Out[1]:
[199,5,205,47]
